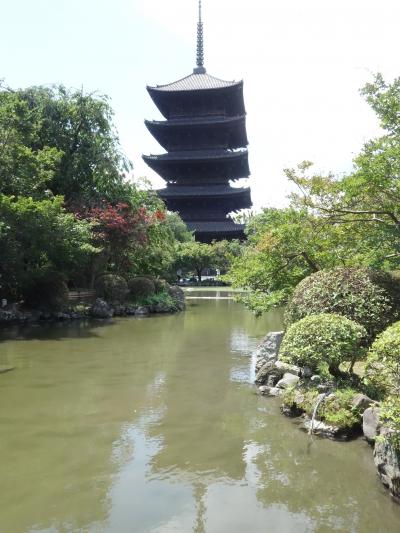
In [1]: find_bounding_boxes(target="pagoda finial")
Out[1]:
[194,0,206,74]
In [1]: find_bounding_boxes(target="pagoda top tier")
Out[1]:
[147,75,245,120]
[148,72,241,93]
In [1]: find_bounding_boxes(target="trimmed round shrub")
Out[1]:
[95,274,128,304]
[153,278,170,293]
[23,272,69,311]
[364,321,400,399]
[285,268,400,340]
[280,313,367,375]
[128,277,155,301]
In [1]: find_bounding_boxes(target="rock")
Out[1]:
[363,406,381,443]
[0,366,15,375]
[303,418,344,439]
[113,305,128,316]
[302,366,313,378]
[269,387,283,397]
[374,427,400,501]
[275,360,301,376]
[255,331,284,362]
[153,302,172,313]
[255,357,268,373]
[135,306,150,316]
[266,374,280,387]
[257,385,282,397]
[255,361,276,385]
[351,393,374,412]
[310,375,322,384]
[276,373,300,389]
[167,285,186,311]
[90,298,113,319]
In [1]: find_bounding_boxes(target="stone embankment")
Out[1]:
[0,286,185,325]
[254,331,400,503]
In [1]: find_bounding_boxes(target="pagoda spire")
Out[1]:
[194,0,206,74]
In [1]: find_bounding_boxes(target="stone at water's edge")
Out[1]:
[255,331,284,364]
[374,428,400,502]
[363,406,381,443]
[90,299,114,319]
[168,285,186,311]
[276,372,300,389]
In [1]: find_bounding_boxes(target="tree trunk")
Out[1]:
[196,268,202,283]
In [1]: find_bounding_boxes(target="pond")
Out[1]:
[0,290,399,532]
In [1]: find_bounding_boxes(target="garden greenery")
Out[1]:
[280,314,367,376]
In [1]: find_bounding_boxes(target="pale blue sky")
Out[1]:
[1,0,400,209]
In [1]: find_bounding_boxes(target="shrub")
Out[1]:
[364,321,400,399]
[280,313,367,376]
[95,274,128,304]
[23,272,69,311]
[285,268,400,340]
[283,387,362,430]
[379,396,400,450]
[128,277,155,301]
[136,290,177,311]
[153,278,170,293]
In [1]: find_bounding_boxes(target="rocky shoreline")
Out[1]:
[0,286,186,326]
[254,331,400,502]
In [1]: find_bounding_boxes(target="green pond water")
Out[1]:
[0,291,399,532]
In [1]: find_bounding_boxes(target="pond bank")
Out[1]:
[0,286,185,326]
[254,331,400,503]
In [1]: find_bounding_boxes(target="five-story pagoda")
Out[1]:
[143,1,252,242]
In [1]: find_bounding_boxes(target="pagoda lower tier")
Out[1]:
[142,149,249,182]
[185,219,245,243]
[158,183,250,242]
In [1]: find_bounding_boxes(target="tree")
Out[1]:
[228,75,400,315]
[175,241,216,282]
[0,83,131,203]
[0,195,96,299]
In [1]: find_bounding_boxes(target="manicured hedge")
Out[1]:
[280,313,367,375]
[285,268,400,340]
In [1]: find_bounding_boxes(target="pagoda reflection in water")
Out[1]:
[143,1,252,243]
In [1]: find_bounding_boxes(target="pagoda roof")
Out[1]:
[148,73,242,93]
[143,149,249,181]
[143,148,247,163]
[145,114,246,127]
[186,220,245,236]
[158,184,250,199]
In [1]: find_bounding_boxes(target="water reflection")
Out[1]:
[0,300,399,532]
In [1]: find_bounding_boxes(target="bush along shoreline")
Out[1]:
[0,276,185,326]
[254,267,400,503]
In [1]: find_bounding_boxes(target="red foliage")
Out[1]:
[74,202,166,249]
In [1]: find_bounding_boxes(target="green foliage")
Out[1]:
[0,195,96,300]
[94,274,128,304]
[228,207,365,315]
[285,268,400,340]
[283,387,362,430]
[175,241,216,282]
[379,396,400,450]
[280,314,367,375]
[364,321,400,399]
[135,290,177,311]
[0,83,131,203]
[129,277,156,301]
[23,272,69,311]
[228,75,400,316]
